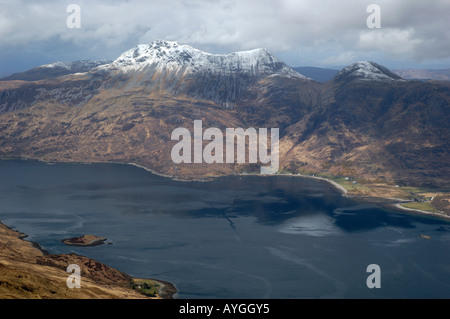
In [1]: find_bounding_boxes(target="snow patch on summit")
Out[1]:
[101,40,309,79]
[40,60,111,71]
[335,61,404,82]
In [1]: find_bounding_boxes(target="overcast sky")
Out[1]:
[1,0,449,77]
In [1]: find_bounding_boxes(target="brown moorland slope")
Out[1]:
[0,222,174,299]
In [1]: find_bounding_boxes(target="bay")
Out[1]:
[0,159,449,298]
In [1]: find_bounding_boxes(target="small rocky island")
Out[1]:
[62,235,107,247]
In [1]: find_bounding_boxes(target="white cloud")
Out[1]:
[322,51,357,67]
[357,28,422,56]
[0,0,449,73]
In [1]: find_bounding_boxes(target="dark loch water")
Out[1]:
[0,159,449,298]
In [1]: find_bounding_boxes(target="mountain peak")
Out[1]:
[105,40,308,79]
[334,61,403,82]
[110,40,200,70]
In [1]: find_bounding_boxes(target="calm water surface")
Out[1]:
[0,160,449,298]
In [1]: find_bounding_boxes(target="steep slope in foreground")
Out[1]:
[0,222,175,298]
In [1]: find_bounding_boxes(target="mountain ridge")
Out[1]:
[333,61,404,82]
[0,41,449,191]
[98,40,309,79]
[1,60,111,82]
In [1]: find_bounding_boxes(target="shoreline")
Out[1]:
[390,203,450,221]
[149,279,178,299]
[2,156,211,182]
[279,173,348,195]
[268,173,449,221]
[92,162,450,222]
[2,156,449,222]
[0,220,177,299]
[1,157,449,297]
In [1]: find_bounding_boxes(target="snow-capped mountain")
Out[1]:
[1,41,449,188]
[334,61,403,82]
[41,60,111,71]
[90,40,310,108]
[96,40,308,79]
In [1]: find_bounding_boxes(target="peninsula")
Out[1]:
[0,221,176,299]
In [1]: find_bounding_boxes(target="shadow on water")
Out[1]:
[111,174,448,233]
[2,160,448,236]
[1,159,450,298]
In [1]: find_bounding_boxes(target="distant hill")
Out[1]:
[0,60,111,81]
[6,61,448,83]
[292,66,338,82]
[393,68,450,81]
[292,66,450,82]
